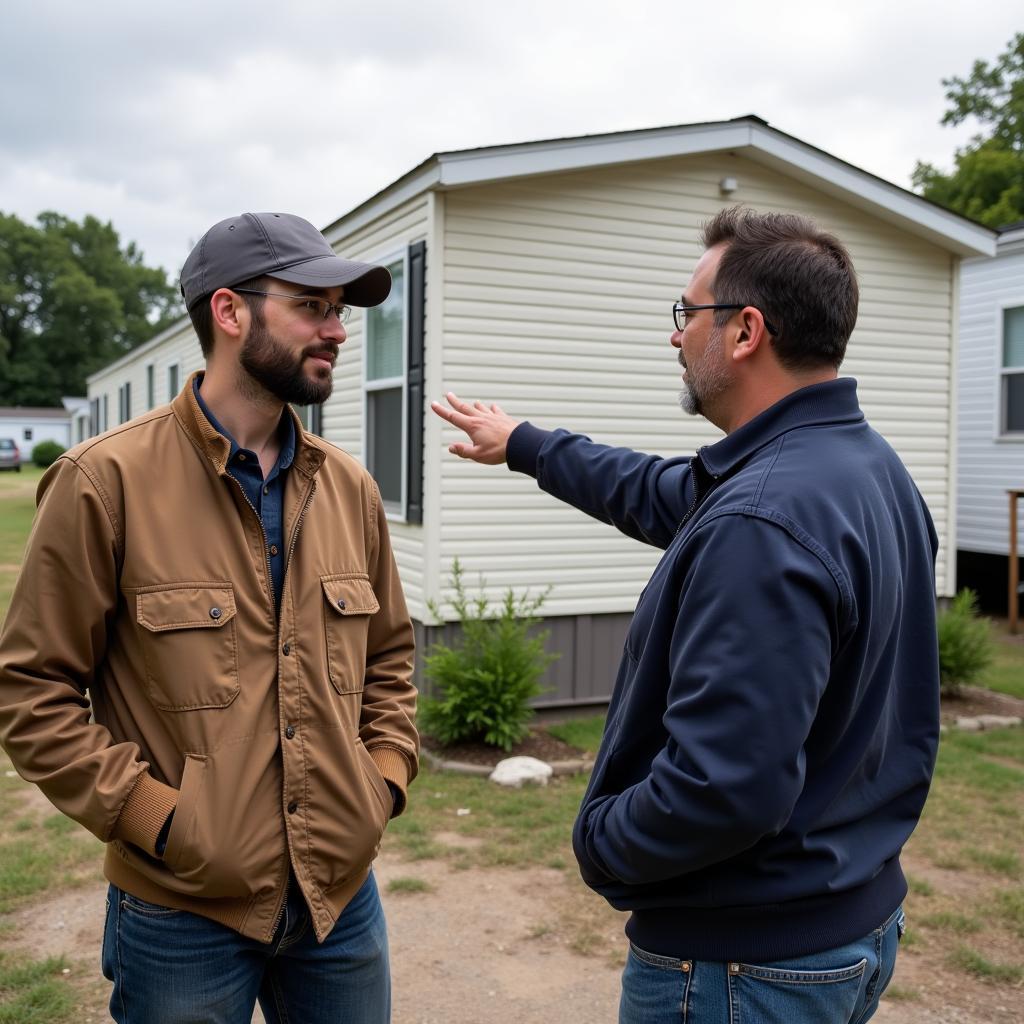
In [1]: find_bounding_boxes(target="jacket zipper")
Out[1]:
[267,477,317,941]
[675,454,707,537]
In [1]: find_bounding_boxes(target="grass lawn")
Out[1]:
[980,621,1024,699]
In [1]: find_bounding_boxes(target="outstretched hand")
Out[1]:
[430,392,521,465]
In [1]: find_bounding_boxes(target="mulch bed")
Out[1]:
[939,684,1024,724]
[421,728,588,768]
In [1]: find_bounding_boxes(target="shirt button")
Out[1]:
[269,544,279,556]
[263,486,269,495]
[287,801,298,814]
[285,724,295,739]
[237,453,246,461]
[282,643,291,656]
[209,607,222,620]
[337,598,346,611]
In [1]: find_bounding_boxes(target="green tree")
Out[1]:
[913,32,1024,227]
[0,212,182,406]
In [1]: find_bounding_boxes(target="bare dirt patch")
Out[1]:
[5,849,1022,1024]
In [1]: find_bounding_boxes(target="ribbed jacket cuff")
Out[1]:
[113,772,179,856]
[506,422,550,477]
[369,746,410,817]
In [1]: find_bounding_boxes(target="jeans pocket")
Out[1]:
[621,943,692,1024]
[730,956,867,1024]
[121,891,183,918]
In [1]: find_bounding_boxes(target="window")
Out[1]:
[1002,306,1024,435]
[362,241,426,521]
[292,404,322,436]
[365,255,406,512]
[23,428,33,442]
[147,364,155,410]
[168,363,180,400]
[118,382,132,424]
[102,395,108,432]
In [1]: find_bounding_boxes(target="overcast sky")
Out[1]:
[2,1,1019,280]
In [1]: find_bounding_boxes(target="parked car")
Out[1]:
[0,439,21,471]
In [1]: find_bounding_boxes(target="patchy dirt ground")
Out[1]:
[5,845,1022,1024]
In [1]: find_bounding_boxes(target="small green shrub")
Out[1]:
[419,559,557,751]
[30,441,65,468]
[937,589,994,696]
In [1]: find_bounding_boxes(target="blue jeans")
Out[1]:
[102,873,390,1024]
[619,906,904,1024]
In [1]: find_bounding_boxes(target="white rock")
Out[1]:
[976,715,1022,729]
[488,756,553,787]
[455,807,471,816]
[956,717,982,731]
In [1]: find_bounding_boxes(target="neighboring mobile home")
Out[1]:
[87,116,996,705]
[956,221,1024,616]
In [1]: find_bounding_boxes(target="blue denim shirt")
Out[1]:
[193,376,296,613]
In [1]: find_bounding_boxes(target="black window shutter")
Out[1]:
[405,239,426,523]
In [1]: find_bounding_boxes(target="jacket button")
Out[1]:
[287,801,298,814]
[337,598,346,610]
[209,607,222,620]
[282,643,291,656]
[285,724,295,739]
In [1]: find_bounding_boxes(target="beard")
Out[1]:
[678,327,730,418]
[238,318,336,406]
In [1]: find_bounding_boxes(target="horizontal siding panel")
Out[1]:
[437,152,954,611]
[957,247,1024,555]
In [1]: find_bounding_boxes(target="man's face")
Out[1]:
[238,282,346,405]
[671,245,733,420]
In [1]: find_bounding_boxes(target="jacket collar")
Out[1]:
[698,377,864,478]
[172,371,326,479]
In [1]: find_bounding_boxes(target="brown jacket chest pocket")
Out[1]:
[321,574,379,695]
[135,584,240,711]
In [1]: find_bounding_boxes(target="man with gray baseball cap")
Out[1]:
[0,213,419,1023]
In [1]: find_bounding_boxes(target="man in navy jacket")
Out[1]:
[431,207,939,1024]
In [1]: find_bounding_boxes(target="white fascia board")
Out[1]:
[321,164,442,247]
[745,126,995,258]
[997,225,1024,256]
[435,122,754,188]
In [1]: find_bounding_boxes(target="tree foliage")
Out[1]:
[913,33,1024,227]
[0,212,182,406]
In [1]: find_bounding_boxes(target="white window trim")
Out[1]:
[994,297,1024,443]
[361,247,409,521]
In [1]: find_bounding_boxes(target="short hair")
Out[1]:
[188,276,269,358]
[700,207,859,371]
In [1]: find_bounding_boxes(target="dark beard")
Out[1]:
[239,319,335,406]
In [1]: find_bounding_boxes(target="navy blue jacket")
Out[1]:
[507,378,940,961]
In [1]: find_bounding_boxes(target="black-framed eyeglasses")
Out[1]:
[672,302,778,336]
[232,288,352,324]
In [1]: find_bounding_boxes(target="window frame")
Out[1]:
[362,247,409,520]
[996,299,1024,441]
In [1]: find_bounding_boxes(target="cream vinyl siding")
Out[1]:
[322,195,430,617]
[958,247,1024,555]
[435,152,956,616]
[86,321,202,435]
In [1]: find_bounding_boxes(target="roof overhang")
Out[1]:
[323,117,996,258]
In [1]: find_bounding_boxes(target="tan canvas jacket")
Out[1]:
[0,375,418,942]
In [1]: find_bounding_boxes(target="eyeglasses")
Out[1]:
[232,288,352,324]
[672,302,778,336]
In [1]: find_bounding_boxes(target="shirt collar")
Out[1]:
[698,377,864,478]
[192,373,296,472]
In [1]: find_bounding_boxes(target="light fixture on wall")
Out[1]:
[719,176,738,196]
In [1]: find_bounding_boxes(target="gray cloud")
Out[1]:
[1,0,1019,275]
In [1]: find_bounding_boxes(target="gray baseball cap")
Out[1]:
[180,212,391,311]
